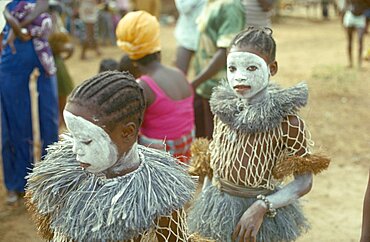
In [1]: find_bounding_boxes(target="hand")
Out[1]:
[232,200,267,242]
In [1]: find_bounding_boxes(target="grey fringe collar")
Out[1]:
[26,137,196,241]
[210,81,308,133]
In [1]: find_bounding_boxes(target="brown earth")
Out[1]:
[0,14,369,242]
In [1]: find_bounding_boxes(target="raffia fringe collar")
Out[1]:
[26,137,195,241]
[210,81,309,133]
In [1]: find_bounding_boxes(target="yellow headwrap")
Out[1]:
[116,11,161,60]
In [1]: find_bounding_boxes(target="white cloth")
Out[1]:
[0,1,11,32]
[343,10,366,28]
[174,0,205,51]
[241,0,272,27]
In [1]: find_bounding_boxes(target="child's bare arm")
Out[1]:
[360,169,370,242]
[19,0,48,27]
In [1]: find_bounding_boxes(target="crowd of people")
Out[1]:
[0,0,369,241]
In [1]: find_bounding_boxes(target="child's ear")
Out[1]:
[121,122,137,141]
[269,61,278,76]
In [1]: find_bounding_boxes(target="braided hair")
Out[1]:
[230,27,276,62]
[68,71,146,130]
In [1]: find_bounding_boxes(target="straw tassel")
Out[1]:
[24,192,54,240]
[188,138,213,179]
[273,154,331,180]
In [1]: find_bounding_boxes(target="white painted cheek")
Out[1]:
[85,137,118,173]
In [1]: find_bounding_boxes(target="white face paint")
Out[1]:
[227,52,270,99]
[64,110,119,174]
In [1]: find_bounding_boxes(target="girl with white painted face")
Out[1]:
[25,71,195,241]
[188,27,330,242]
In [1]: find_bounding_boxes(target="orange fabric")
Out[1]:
[116,11,161,60]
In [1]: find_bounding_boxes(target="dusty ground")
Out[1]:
[0,13,369,242]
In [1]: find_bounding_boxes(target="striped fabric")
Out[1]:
[139,129,195,163]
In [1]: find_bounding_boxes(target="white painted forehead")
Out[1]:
[227,52,267,66]
[63,110,105,133]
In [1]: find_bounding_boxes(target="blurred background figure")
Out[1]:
[174,0,205,75]
[116,11,195,162]
[131,0,161,19]
[191,0,244,139]
[79,0,100,59]
[241,0,275,27]
[48,0,75,128]
[342,0,369,68]
[0,0,59,205]
[97,2,116,46]
[116,0,131,16]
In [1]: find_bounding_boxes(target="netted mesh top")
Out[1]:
[210,115,313,190]
[137,209,190,242]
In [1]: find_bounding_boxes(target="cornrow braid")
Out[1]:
[68,71,146,130]
[230,27,276,62]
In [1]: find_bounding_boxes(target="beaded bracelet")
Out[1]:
[256,194,277,218]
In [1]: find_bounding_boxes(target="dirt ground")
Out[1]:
[0,13,369,242]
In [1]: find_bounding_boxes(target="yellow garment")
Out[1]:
[116,11,161,60]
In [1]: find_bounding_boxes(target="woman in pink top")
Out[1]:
[116,11,195,162]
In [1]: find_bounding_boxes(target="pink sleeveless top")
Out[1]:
[139,75,195,140]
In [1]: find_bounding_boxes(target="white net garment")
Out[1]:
[138,209,190,242]
[210,115,313,190]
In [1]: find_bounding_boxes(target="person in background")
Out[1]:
[191,0,245,139]
[48,1,75,128]
[174,0,205,75]
[97,2,115,46]
[241,0,275,27]
[342,0,369,68]
[116,11,195,163]
[79,0,100,60]
[0,0,58,205]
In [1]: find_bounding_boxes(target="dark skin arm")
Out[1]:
[257,0,274,11]
[360,169,370,242]
[191,48,227,89]
[19,0,49,28]
[3,9,30,40]
[2,0,48,53]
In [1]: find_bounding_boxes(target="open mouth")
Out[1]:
[79,162,91,169]
[233,85,251,92]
